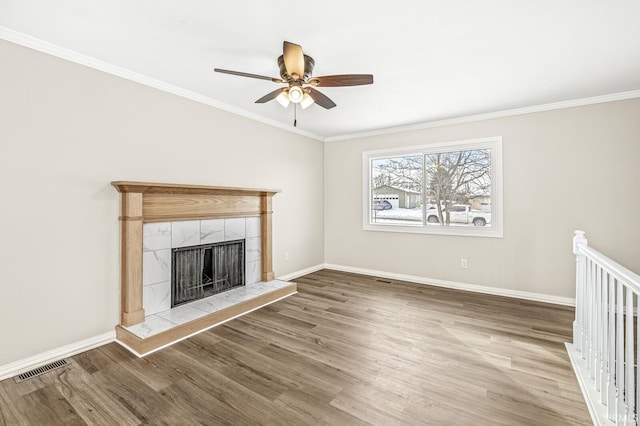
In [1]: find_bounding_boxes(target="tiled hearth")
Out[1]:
[116,278,296,356]
[125,280,292,339]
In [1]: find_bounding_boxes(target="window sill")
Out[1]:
[363,222,503,238]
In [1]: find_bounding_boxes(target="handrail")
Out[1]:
[577,244,640,294]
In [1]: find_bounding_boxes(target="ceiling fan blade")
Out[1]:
[307,88,337,109]
[214,68,282,83]
[255,88,285,103]
[312,74,374,87]
[283,41,305,79]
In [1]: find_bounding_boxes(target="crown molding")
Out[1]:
[3,25,639,144]
[0,26,324,142]
[325,89,640,142]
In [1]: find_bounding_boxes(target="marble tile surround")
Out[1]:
[142,217,261,316]
[126,280,292,339]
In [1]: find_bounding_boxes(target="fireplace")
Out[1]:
[112,181,297,356]
[111,181,279,327]
[172,239,245,307]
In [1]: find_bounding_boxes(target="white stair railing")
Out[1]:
[567,230,640,425]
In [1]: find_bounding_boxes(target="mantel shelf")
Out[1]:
[111,181,281,196]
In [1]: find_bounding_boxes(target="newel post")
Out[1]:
[573,230,588,352]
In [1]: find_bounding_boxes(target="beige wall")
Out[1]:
[2,36,639,368]
[325,98,640,299]
[0,40,324,366]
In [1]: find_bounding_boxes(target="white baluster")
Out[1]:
[589,258,595,377]
[625,288,635,424]
[637,293,640,425]
[609,275,617,421]
[595,263,602,388]
[584,257,590,358]
[618,279,626,419]
[601,268,608,402]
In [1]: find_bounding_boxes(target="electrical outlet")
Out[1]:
[461,258,468,269]
[285,252,290,262]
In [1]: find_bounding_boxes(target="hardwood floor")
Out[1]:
[0,270,591,425]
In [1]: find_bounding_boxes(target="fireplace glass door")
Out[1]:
[172,239,245,307]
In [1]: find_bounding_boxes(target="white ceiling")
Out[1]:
[2,1,640,139]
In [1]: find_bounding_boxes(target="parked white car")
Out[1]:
[426,204,491,226]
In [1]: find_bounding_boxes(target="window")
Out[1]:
[370,155,423,225]
[363,137,503,237]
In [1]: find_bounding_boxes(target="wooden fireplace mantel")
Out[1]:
[112,181,280,326]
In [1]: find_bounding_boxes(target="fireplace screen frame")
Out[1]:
[171,239,245,308]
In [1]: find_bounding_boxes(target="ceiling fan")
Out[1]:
[214,41,373,111]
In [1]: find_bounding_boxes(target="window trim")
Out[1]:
[362,136,503,238]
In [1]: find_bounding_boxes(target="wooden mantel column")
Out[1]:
[112,181,280,327]
[261,193,275,282]
[118,191,145,326]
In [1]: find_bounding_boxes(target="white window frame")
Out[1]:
[362,136,503,238]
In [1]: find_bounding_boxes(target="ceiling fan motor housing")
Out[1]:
[278,55,315,81]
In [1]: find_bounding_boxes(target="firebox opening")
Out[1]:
[172,239,245,308]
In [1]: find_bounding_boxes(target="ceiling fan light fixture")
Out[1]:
[288,85,304,103]
[276,91,290,107]
[300,93,315,109]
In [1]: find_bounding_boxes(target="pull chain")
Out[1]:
[294,103,297,127]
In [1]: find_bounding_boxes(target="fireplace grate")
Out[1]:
[14,359,71,383]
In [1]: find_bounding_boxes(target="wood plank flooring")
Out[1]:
[0,270,591,425]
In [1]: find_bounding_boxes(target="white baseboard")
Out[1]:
[323,263,575,306]
[0,331,115,382]
[277,264,326,282]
